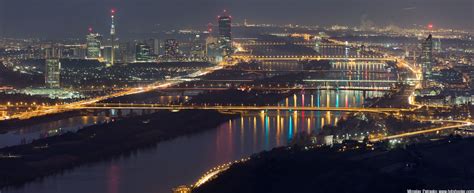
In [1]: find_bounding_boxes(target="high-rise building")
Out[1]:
[421,34,434,86]
[45,59,61,88]
[119,41,135,63]
[86,29,102,59]
[135,42,153,62]
[102,46,113,64]
[191,34,205,60]
[164,39,180,61]
[218,10,232,57]
[205,36,221,62]
[146,38,160,56]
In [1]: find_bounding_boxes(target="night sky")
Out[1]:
[0,0,472,38]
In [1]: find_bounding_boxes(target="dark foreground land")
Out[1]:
[194,136,474,193]
[0,87,294,188]
[0,110,236,188]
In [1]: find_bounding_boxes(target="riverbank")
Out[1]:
[0,110,237,188]
[0,110,84,132]
[193,135,474,193]
[0,86,298,189]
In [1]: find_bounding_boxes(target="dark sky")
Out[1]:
[0,0,472,39]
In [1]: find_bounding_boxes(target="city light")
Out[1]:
[0,2,472,193]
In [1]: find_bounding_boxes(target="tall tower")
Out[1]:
[218,10,232,58]
[421,34,433,87]
[110,8,116,65]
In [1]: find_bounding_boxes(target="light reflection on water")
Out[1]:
[2,90,385,193]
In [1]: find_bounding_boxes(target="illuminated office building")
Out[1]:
[218,10,233,57]
[191,35,205,60]
[86,29,102,59]
[135,42,153,62]
[45,59,61,88]
[421,34,433,87]
[164,39,180,61]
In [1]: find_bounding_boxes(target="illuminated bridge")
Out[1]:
[69,103,408,113]
[233,55,395,62]
[235,42,341,46]
[156,86,393,92]
[302,79,398,83]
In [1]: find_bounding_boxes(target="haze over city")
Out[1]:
[0,1,473,193]
[1,0,473,38]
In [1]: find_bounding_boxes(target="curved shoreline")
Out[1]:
[0,110,238,189]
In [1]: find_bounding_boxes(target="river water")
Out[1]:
[2,90,385,193]
[1,60,395,193]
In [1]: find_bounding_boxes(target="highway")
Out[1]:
[371,120,473,142]
[193,157,250,188]
[2,65,224,120]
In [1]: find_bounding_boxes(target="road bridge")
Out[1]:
[70,103,408,113]
[159,86,393,92]
[233,55,395,62]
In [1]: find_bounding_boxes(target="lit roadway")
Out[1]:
[303,79,398,83]
[233,55,394,62]
[144,86,393,91]
[193,157,250,188]
[192,119,473,189]
[68,103,406,113]
[2,66,224,120]
[370,120,473,142]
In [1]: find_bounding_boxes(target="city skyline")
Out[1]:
[0,1,473,193]
[0,0,473,38]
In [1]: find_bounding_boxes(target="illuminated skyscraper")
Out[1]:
[205,36,221,62]
[164,39,180,61]
[86,28,102,59]
[421,34,433,86]
[218,10,232,57]
[191,34,205,60]
[45,59,61,88]
[135,42,153,62]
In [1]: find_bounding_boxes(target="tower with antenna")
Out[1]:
[110,8,116,65]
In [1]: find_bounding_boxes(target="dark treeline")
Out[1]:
[194,136,474,193]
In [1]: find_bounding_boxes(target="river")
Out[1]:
[1,90,385,193]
